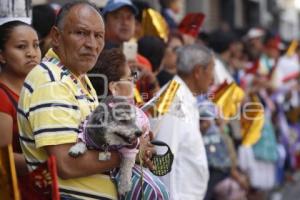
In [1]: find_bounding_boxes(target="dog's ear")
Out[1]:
[88,103,108,126]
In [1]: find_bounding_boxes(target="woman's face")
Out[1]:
[0,25,41,77]
[110,63,135,98]
[163,37,183,71]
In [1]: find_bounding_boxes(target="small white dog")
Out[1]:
[69,96,143,195]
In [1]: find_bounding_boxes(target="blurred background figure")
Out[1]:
[157,31,184,87]
[159,0,181,30]
[31,4,57,56]
[102,0,138,49]
[199,109,248,200]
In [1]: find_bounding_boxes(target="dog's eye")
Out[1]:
[119,119,129,123]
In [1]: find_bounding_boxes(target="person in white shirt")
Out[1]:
[151,44,215,199]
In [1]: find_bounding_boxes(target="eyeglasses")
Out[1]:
[116,71,139,84]
[119,76,136,83]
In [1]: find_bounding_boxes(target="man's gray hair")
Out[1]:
[55,0,100,29]
[176,44,214,74]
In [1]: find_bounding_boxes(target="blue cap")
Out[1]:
[102,0,138,16]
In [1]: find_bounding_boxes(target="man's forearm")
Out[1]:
[45,143,121,179]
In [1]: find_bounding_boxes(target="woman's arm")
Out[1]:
[14,153,28,176]
[0,112,13,147]
[0,112,28,175]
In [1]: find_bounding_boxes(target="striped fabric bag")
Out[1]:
[115,164,169,200]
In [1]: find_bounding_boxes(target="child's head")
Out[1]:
[199,109,216,134]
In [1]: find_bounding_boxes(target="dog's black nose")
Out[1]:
[135,130,142,137]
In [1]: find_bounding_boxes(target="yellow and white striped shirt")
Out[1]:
[17,49,117,200]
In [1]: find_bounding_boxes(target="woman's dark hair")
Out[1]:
[89,48,126,96]
[32,4,56,39]
[0,20,31,50]
[138,36,166,72]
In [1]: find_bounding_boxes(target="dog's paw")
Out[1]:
[68,142,87,157]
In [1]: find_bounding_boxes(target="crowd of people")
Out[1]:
[1,0,300,200]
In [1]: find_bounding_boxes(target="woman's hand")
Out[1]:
[137,132,156,170]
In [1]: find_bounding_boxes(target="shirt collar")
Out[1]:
[44,48,60,61]
[173,75,197,105]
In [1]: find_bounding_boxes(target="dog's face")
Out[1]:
[86,96,142,147]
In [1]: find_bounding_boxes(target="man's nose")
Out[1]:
[85,34,99,49]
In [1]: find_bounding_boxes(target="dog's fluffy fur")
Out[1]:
[69,96,142,195]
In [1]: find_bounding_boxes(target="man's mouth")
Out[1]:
[80,54,96,59]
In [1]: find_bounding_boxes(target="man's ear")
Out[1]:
[193,65,202,79]
[50,26,61,49]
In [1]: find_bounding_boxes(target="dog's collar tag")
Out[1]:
[98,144,111,161]
[99,152,111,161]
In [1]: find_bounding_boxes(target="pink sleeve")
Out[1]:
[135,107,150,137]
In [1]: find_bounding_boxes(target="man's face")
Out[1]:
[196,58,215,94]
[105,7,135,44]
[54,5,105,76]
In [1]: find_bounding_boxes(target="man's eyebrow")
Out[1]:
[74,25,104,33]
[16,40,28,43]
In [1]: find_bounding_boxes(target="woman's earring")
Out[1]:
[111,89,116,96]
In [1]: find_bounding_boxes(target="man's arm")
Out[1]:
[45,143,121,179]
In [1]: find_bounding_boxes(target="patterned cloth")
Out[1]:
[116,165,169,200]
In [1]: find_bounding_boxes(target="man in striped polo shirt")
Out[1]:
[17,1,121,199]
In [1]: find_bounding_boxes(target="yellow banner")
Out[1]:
[240,95,264,146]
[142,8,169,42]
[212,82,245,119]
